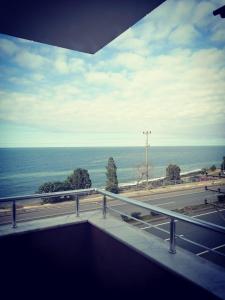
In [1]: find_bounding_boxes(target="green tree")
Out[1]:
[105,157,119,193]
[38,181,70,203]
[38,168,92,203]
[166,164,181,181]
[210,165,216,172]
[66,168,92,189]
[221,156,225,172]
[38,181,70,194]
[38,182,55,193]
[201,168,208,175]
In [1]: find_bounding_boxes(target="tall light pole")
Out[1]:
[143,130,151,187]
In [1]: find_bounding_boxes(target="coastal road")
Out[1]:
[0,185,224,225]
[108,184,225,215]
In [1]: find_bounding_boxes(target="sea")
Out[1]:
[0,146,224,197]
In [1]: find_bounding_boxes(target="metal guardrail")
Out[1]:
[1,188,225,255]
[205,186,225,194]
[0,188,96,203]
[0,188,95,228]
[97,189,225,255]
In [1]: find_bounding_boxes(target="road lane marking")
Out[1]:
[192,209,225,218]
[140,226,152,230]
[196,243,225,256]
[140,220,178,230]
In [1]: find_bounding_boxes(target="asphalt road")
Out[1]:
[108,185,225,215]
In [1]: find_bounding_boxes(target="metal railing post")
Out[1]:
[103,195,107,219]
[169,218,176,254]
[12,200,17,228]
[76,194,80,217]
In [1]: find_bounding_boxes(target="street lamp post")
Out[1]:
[143,130,151,187]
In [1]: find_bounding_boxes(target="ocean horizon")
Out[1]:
[0,145,224,197]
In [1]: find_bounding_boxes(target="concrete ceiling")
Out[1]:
[0,0,166,54]
[213,5,225,18]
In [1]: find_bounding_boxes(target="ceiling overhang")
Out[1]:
[213,5,225,18]
[0,0,166,54]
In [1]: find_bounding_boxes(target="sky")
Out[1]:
[0,0,225,147]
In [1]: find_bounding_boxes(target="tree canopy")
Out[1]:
[210,165,216,172]
[38,168,92,203]
[66,168,92,189]
[166,164,181,181]
[38,181,70,194]
[105,157,119,194]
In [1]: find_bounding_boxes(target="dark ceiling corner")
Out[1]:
[213,5,225,18]
[0,0,166,54]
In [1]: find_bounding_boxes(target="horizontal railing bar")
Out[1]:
[205,186,225,194]
[97,189,225,235]
[108,206,171,235]
[0,188,96,203]
[206,174,225,179]
[177,235,225,258]
[0,207,101,226]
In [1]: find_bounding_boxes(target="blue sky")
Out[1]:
[0,0,225,147]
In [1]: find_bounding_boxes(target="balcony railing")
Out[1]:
[1,188,225,257]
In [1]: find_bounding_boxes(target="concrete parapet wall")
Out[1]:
[0,214,224,299]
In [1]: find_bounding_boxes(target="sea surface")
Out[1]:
[0,146,224,197]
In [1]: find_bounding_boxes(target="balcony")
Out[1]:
[1,189,225,299]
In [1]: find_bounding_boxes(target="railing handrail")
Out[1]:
[1,187,225,236]
[0,188,96,202]
[97,189,225,235]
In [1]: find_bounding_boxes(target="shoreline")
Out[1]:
[0,168,221,203]
[118,168,202,189]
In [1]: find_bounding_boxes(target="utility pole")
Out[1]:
[143,130,151,187]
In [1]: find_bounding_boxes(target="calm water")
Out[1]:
[0,146,224,197]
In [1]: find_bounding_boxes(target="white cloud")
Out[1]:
[0,37,85,74]
[133,0,196,43]
[0,39,18,55]
[110,28,149,55]
[7,73,45,85]
[69,58,85,73]
[14,50,47,69]
[32,73,45,81]
[192,1,215,26]
[111,0,223,50]
[112,52,146,70]
[212,28,225,42]
[189,47,225,67]
[8,76,31,85]
[0,0,225,146]
[169,25,199,45]
[85,71,128,87]
[1,45,224,140]
[54,55,85,74]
